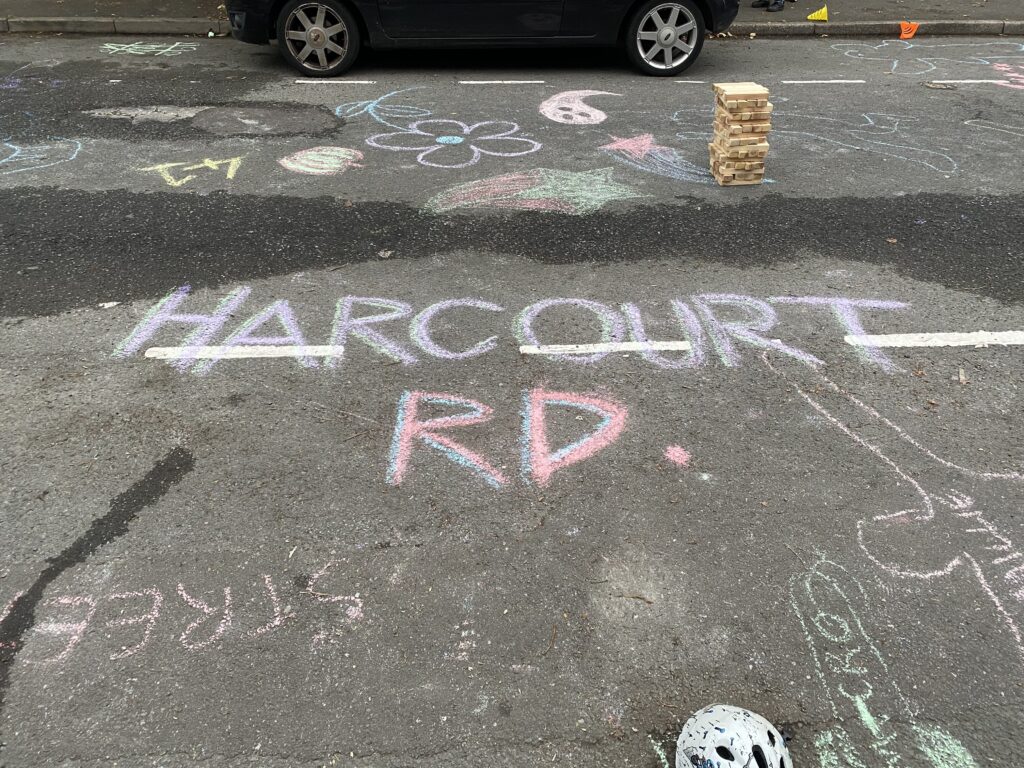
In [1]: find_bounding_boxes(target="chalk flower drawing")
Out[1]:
[366,119,541,169]
[425,167,643,214]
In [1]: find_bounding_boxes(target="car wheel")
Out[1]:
[625,0,705,76]
[276,0,361,77]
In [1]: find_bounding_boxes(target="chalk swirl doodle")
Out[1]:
[673,108,958,174]
[367,119,541,169]
[831,39,1024,76]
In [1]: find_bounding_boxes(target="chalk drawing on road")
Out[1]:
[600,133,714,184]
[3,567,365,664]
[367,119,541,169]
[0,62,64,91]
[831,39,1024,76]
[388,391,509,489]
[664,445,691,467]
[673,109,958,173]
[992,63,1024,90]
[335,88,432,130]
[139,156,244,187]
[278,147,364,175]
[768,356,1024,665]
[791,557,979,768]
[521,388,628,487]
[0,136,82,176]
[964,119,1024,139]
[539,90,621,125]
[425,168,643,214]
[84,105,207,124]
[101,41,200,57]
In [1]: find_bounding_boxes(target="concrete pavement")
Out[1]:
[1,33,1024,768]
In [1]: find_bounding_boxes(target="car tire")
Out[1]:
[276,0,361,78]
[625,0,705,76]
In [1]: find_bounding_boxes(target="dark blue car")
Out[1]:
[227,0,739,76]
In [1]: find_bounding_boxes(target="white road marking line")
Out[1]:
[294,79,377,84]
[928,79,1010,84]
[146,345,348,360]
[674,80,707,84]
[458,80,546,84]
[845,331,1024,349]
[519,341,692,355]
[781,79,866,84]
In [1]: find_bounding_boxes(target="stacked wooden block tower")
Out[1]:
[709,82,771,186]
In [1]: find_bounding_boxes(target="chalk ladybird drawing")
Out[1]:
[538,90,621,125]
[278,147,364,175]
[425,167,643,213]
[366,119,541,169]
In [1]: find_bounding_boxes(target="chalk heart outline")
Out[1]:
[366,119,541,169]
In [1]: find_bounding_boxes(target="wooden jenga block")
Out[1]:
[713,82,770,100]
[716,100,773,117]
[713,133,768,148]
[709,139,769,159]
[714,118,772,135]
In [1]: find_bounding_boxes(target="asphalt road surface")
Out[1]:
[2,33,1024,768]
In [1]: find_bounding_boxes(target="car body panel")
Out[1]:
[226,0,738,48]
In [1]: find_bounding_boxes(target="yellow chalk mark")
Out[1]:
[139,156,244,187]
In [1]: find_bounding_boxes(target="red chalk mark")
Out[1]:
[664,445,691,467]
[177,584,233,650]
[524,388,628,487]
[106,588,164,659]
[28,595,98,663]
[249,574,296,637]
[600,133,662,160]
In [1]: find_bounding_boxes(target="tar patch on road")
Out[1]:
[1,190,1023,317]
[0,447,194,719]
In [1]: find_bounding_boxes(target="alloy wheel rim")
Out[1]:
[284,3,348,71]
[636,3,697,70]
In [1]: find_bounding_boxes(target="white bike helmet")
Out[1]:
[676,704,791,768]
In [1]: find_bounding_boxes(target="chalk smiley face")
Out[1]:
[539,90,621,125]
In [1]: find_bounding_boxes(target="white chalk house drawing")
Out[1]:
[672,108,957,173]
[0,113,82,176]
[765,355,1024,666]
[791,557,979,768]
[831,40,1024,76]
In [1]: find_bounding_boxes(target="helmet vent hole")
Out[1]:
[716,747,736,762]
[752,745,769,768]
[768,732,776,747]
